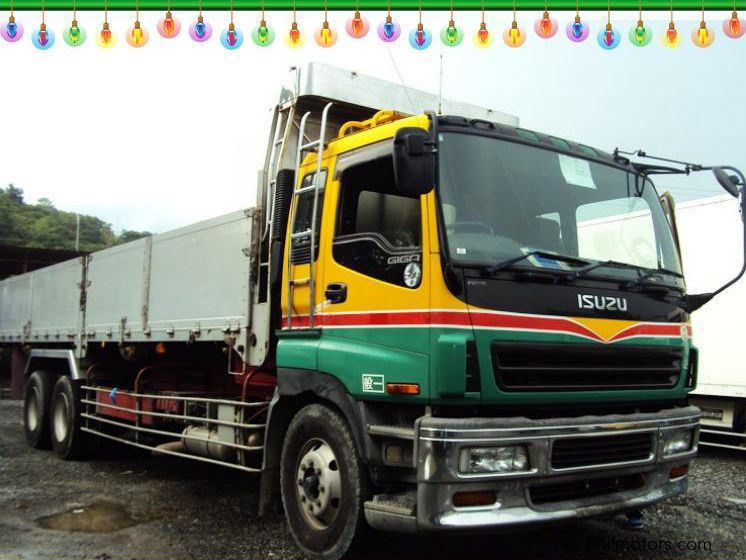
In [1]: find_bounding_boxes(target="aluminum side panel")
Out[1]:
[85,238,149,339]
[0,273,32,341]
[27,259,83,341]
[146,210,253,342]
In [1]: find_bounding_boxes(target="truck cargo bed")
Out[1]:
[0,209,258,355]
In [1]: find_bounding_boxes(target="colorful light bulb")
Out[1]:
[63,19,87,46]
[157,10,181,38]
[314,20,337,47]
[724,10,744,38]
[1,15,23,42]
[503,20,525,47]
[126,20,149,47]
[566,15,589,42]
[189,15,213,42]
[251,19,274,46]
[32,22,55,49]
[408,22,432,49]
[284,21,303,47]
[346,9,369,38]
[692,20,715,47]
[597,22,620,49]
[220,22,244,49]
[440,20,463,46]
[377,15,401,42]
[534,10,558,38]
[663,21,680,48]
[628,20,652,46]
[95,21,116,47]
[473,21,493,47]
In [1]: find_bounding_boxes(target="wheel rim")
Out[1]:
[25,387,40,432]
[295,438,342,530]
[53,391,70,443]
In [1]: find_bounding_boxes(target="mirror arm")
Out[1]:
[686,182,746,312]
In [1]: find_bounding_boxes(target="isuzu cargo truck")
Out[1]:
[2,64,744,560]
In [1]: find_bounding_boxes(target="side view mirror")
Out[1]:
[393,127,436,196]
[686,165,746,312]
[713,167,740,198]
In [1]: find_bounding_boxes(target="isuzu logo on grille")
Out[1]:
[577,294,628,312]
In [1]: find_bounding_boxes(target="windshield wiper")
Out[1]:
[481,251,589,277]
[567,260,683,289]
[624,267,684,288]
[566,259,641,282]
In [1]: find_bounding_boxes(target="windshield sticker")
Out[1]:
[456,247,467,255]
[524,248,573,271]
[559,154,596,189]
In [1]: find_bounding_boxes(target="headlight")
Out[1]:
[662,429,693,456]
[459,445,529,474]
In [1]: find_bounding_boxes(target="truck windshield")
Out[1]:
[437,132,683,280]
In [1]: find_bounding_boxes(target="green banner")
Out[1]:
[0,0,738,10]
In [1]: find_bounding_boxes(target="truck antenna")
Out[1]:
[438,53,444,115]
[385,45,417,115]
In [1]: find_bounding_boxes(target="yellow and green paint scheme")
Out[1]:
[277,112,694,407]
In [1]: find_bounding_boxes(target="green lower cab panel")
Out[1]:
[317,329,430,403]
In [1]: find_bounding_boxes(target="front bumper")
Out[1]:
[364,406,699,533]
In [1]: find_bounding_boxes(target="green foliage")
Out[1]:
[0,185,151,252]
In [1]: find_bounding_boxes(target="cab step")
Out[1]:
[364,492,417,534]
[367,424,415,440]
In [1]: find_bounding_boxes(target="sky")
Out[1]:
[0,9,744,234]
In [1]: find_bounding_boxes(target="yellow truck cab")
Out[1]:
[272,89,704,557]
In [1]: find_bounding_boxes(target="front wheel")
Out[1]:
[280,404,367,560]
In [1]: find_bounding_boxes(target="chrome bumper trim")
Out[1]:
[364,406,700,534]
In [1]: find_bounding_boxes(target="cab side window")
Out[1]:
[333,157,422,288]
[291,170,326,264]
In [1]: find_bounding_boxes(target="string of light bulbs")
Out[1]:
[2,2,745,51]
[408,0,431,49]
[220,0,244,48]
[567,0,589,41]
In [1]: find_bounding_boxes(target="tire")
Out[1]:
[23,371,55,449]
[281,404,368,560]
[50,376,89,459]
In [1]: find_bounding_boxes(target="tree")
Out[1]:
[5,184,24,204]
[117,230,152,244]
[0,184,152,252]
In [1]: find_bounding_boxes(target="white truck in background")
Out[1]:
[570,192,746,450]
[677,195,746,450]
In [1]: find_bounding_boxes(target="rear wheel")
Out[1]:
[50,376,89,459]
[24,371,55,449]
[281,404,367,560]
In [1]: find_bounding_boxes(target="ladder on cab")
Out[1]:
[262,105,297,242]
[285,102,333,330]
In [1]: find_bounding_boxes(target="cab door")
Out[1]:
[317,153,431,401]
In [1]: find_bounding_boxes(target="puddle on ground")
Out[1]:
[37,500,141,533]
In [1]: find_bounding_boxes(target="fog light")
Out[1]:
[662,429,693,456]
[670,465,689,479]
[459,446,529,474]
[453,490,496,507]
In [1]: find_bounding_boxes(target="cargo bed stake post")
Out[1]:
[141,235,152,337]
[77,254,90,358]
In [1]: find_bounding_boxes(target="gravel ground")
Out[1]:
[1,399,745,560]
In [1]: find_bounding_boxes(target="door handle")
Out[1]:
[325,282,347,304]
